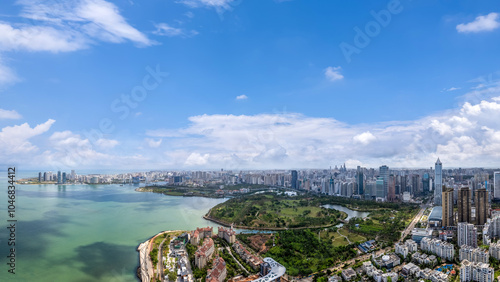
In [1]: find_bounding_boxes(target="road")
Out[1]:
[398,204,427,243]
[157,236,169,282]
[225,246,250,275]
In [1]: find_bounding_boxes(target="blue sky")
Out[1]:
[1,0,500,170]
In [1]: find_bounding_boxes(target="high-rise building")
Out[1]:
[376,177,385,199]
[57,171,62,184]
[43,172,48,182]
[475,188,488,226]
[442,188,454,227]
[458,187,472,224]
[357,166,364,195]
[379,165,389,199]
[434,158,443,205]
[495,172,500,200]
[458,222,478,248]
[38,172,42,182]
[388,175,396,202]
[412,174,421,196]
[62,172,67,184]
[291,170,298,189]
[422,173,430,193]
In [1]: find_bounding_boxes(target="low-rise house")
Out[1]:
[401,262,420,277]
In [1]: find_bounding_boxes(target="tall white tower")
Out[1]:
[434,158,442,206]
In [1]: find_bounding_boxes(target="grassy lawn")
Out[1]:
[210,193,346,229]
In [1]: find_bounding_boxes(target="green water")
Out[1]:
[0,175,227,281]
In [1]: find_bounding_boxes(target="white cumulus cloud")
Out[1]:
[324,66,344,82]
[0,109,22,119]
[236,94,248,100]
[457,12,500,33]
[353,131,376,145]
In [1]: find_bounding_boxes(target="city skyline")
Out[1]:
[1,1,500,170]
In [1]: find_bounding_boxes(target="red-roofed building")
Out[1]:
[232,241,263,270]
[218,227,236,244]
[195,238,215,268]
[191,227,213,246]
[206,257,227,282]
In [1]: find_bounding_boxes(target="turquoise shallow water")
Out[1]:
[0,173,227,281]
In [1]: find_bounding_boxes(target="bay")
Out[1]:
[0,175,226,282]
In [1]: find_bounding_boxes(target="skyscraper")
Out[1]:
[412,174,421,196]
[458,187,471,224]
[423,173,430,193]
[376,177,385,199]
[38,172,42,182]
[62,172,67,184]
[475,188,488,226]
[357,166,364,195]
[495,172,500,200]
[291,170,298,189]
[434,158,443,206]
[458,222,478,248]
[442,187,454,227]
[379,165,389,199]
[388,175,396,202]
[57,171,62,184]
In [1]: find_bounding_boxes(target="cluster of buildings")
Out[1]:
[460,260,494,282]
[37,170,75,184]
[361,261,398,282]
[232,241,263,270]
[187,226,281,282]
[31,161,499,205]
[394,239,418,258]
[420,237,455,261]
[459,246,489,264]
[400,262,450,282]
